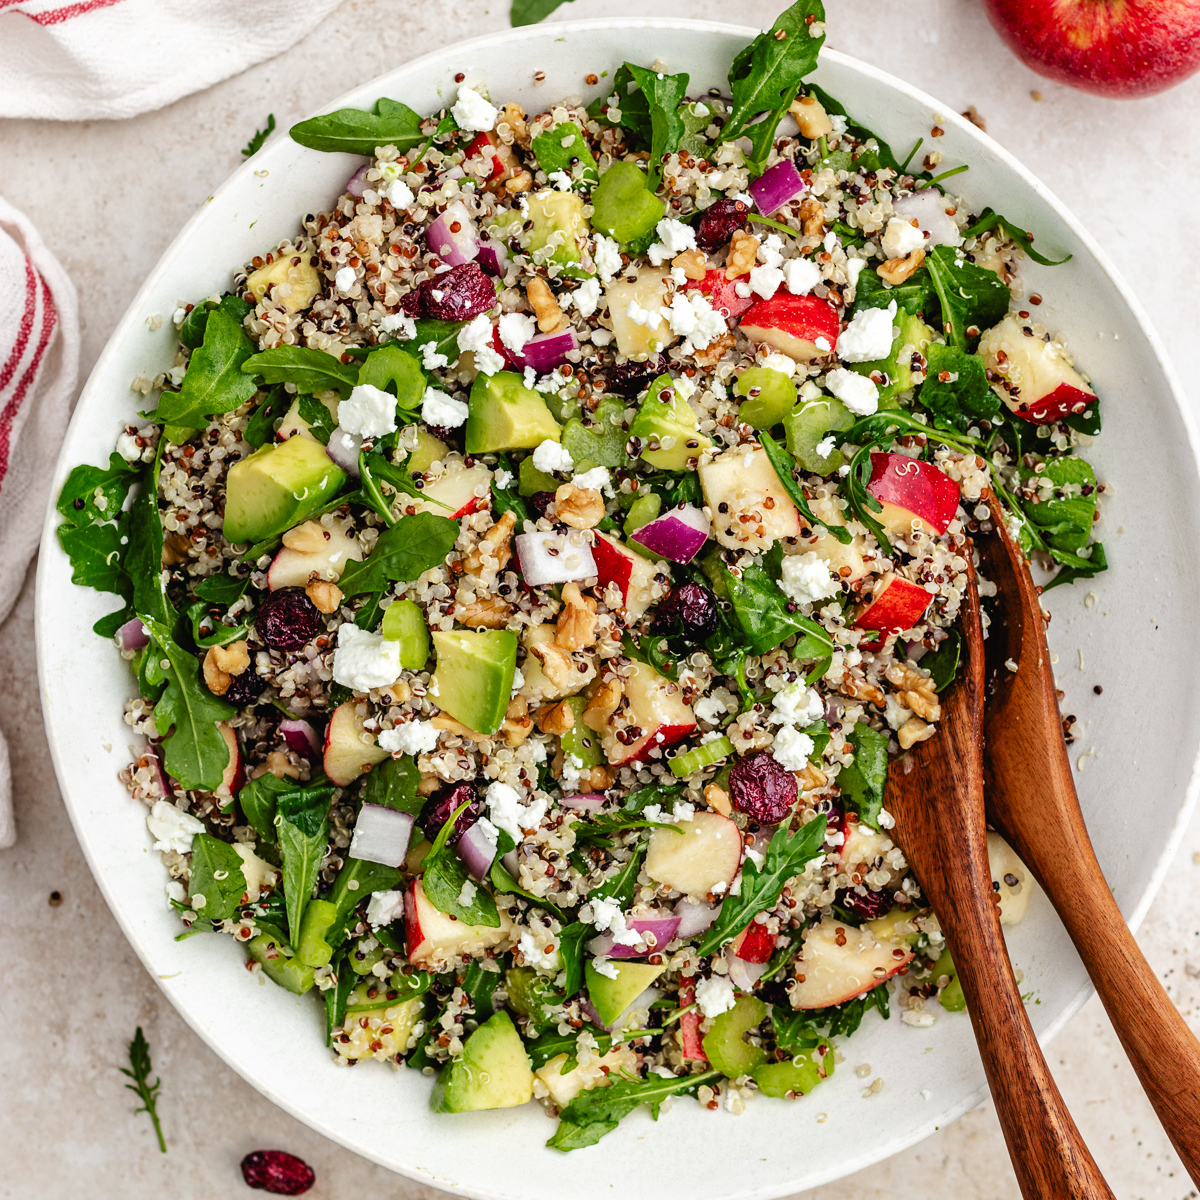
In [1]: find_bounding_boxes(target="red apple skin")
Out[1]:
[981,0,1200,98]
[466,132,507,182]
[591,533,633,603]
[621,723,696,766]
[1009,381,1097,424]
[731,921,776,965]
[739,293,840,362]
[855,574,933,635]
[678,983,708,1062]
[683,269,757,322]
[867,453,960,536]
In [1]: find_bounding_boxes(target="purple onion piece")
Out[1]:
[587,915,682,960]
[149,743,173,800]
[560,792,607,812]
[629,504,710,564]
[326,427,362,477]
[475,236,509,278]
[673,897,722,938]
[345,165,370,197]
[456,820,498,882]
[279,718,321,758]
[725,946,771,991]
[748,158,806,216]
[507,328,578,375]
[501,849,520,880]
[347,804,414,869]
[116,616,150,652]
[425,201,480,268]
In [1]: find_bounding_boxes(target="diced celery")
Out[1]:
[783,397,856,475]
[296,897,338,969]
[590,161,664,247]
[247,933,315,995]
[702,995,768,1077]
[560,695,602,771]
[623,493,662,537]
[932,947,966,1012]
[734,367,798,430]
[349,938,389,976]
[670,735,734,778]
[752,1042,834,1097]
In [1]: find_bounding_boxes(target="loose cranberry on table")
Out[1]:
[240,1149,315,1195]
[399,261,496,322]
[255,588,322,651]
[695,197,750,252]
[419,781,483,846]
[729,750,798,825]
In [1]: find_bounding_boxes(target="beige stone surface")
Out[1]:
[2,0,1200,1195]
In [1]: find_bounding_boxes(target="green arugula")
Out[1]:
[573,814,681,848]
[759,431,852,545]
[925,245,1011,350]
[337,510,459,597]
[487,829,565,917]
[556,921,593,999]
[193,573,249,606]
[184,599,250,650]
[241,345,359,399]
[962,206,1071,268]
[620,780,685,814]
[327,855,404,949]
[290,97,427,156]
[922,629,961,692]
[187,832,248,921]
[590,840,647,909]
[460,961,500,1020]
[920,343,1000,431]
[695,816,827,956]
[490,453,531,524]
[721,1,827,176]
[622,64,689,187]
[276,782,335,942]
[242,385,290,449]
[837,723,889,830]
[510,0,573,24]
[156,307,257,429]
[1012,454,1107,590]
[237,771,292,842]
[808,84,909,176]
[360,754,423,815]
[119,1027,167,1153]
[408,318,466,362]
[324,948,355,1044]
[296,394,338,443]
[242,114,276,157]
[125,440,171,624]
[678,97,719,158]
[852,262,932,317]
[423,799,501,926]
[774,984,889,1044]
[179,294,252,350]
[526,1029,613,1071]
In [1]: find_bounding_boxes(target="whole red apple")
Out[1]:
[981,0,1200,98]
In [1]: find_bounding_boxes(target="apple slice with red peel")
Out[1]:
[592,532,663,621]
[682,269,756,322]
[978,315,1097,424]
[678,982,708,1062]
[855,573,933,635]
[738,293,840,363]
[790,917,914,1009]
[410,462,492,519]
[323,700,391,787]
[645,810,743,898]
[583,659,696,765]
[839,812,892,871]
[404,878,513,971]
[866,452,960,539]
[267,523,363,591]
[730,919,775,964]
[215,721,244,800]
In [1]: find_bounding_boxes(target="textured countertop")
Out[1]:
[3,0,1200,1195]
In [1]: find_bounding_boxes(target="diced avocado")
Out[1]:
[465,371,562,455]
[628,375,712,470]
[752,1042,833,1097]
[431,629,518,736]
[562,398,630,469]
[931,947,966,1012]
[407,428,448,475]
[734,367,798,430]
[246,256,322,314]
[430,1010,534,1112]
[490,190,591,278]
[381,598,430,669]
[223,435,346,544]
[702,995,768,1077]
[863,907,920,946]
[584,960,664,1028]
[530,121,598,185]
[848,311,935,405]
[296,898,338,969]
[784,396,856,476]
[560,694,603,772]
[591,161,665,248]
[246,933,315,995]
[506,966,563,1035]
[518,455,560,496]
[623,492,662,538]
[356,344,424,409]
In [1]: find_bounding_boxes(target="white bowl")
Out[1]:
[36,18,1200,1200]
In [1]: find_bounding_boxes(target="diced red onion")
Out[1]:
[456,820,498,881]
[587,916,682,959]
[326,427,362,477]
[279,719,321,758]
[629,504,710,563]
[346,165,370,197]
[505,328,578,374]
[426,201,479,268]
[116,616,149,652]
[515,530,597,587]
[348,804,414,869]
[892,189,962,247]
[673,898,721,938]
[579,994,606,1029]
[501,849,520,879]
[475,236,509,278]
[824,698,843,725]
[748,158,806,216]
[560,792,607,812]
[726,945,771,991]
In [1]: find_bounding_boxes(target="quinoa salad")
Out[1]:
[57,0,1106,1147]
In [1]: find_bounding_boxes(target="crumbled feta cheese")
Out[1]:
[331,624,403,693]
[380,311,417,338]
[335,266,357,292]
[760,352,796,378]
[882,216,926,260]
[366,889,405,928]
[571,276,601,318]
[457,879,479,907]
[451,86,498,132]
[165,880,185,908]
[748,264,784,299]
[885,693,914,731]
[532,438,574,474]
[421,341,450,369]
[421,386,469,428]
[734,281,752,298]
[115,431,143,462]
[671,266,688,286]
[591,957,620,979]
[758,234,785,269]
[593,235,622,282]
[778,551,842,605]
[837,301,897,363]
[772,725,816,771]
[771,678,825,727]
[548,169,574,191]
[665,290,726,351]
[510,668,525,696]
[823,229,839,254]
[498,311,538,352]
[782,256,822,296]
[560,752,585,793]
[572,465,614,495]
[146,800,205,854]
[494,468,513,489]
[518,930,561,970]
[814,434,837,458]
[647,217,697,265]
[385,179,415,210]
[695,975,736,1018]
[378,718,439,755]
[338,383,397,438]
[693,695,726,724]
[485,781,547,842]
[671,801,695,823]
[626,298,663,327]
[826,367,880,415]
[845,258,866,288]
[457,312,502,377]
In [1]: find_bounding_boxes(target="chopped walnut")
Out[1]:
[725,229,760,279]
[456,595,513,628]
[264,750,300,780]
[537,700,575,736]
[529,640,578,690]
[800,197,826,238]
[555,582,598,651]
[790,93,833,139]
[501,696,534,747]
[878,248,927,286]
[898,717,935,750]
[885,661,942,722]
[526,275,567,333]
[841,676,887,709]
[202,641,251,696]
[306,579,343,614]
[582,764,614,790]
[282,520,328,554]
[464,510,516,576]
[704,783,732,817]
[497,102,528,143]
[582,676,623,731]
[162,532,191,566]
[672,248,708,280]
[431,715,489,742]
[797,762,829,792]
[554,483,604,530]
[693,331,736,368]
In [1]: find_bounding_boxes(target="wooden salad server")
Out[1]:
[886,564,1114,1199]
[978,492,1200,1187]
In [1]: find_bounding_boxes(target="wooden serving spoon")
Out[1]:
[886,563,1114,1199]
[978,492,1200,1187]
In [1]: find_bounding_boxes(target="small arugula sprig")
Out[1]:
[119,1027,166,1153]
[759,431,852,546]
[242,114,275,157]
[290,97,428,156]
[423,799,501,926]
[962,206,1072,268]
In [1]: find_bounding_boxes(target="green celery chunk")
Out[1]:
[784,396,855,475]
[590,162,664,247]
[735,367,798,430]
[670,736,734,778]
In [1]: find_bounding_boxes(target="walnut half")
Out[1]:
[554,483,604,530]
[202,641,251,696]
[555,582,598,651]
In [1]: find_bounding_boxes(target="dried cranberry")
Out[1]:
[729,751,798,825]
[420,782,483,846]
[221,667,266,706]
[527,491,556,519]
[652,582,717,643]
[240,1150,315,1195]
[605,354,669,398]
[255,589,321,651]
[401,262,496,322]
[837,887,894,922]
[695,198,749,252]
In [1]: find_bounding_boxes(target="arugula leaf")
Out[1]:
[276,782,334,940]
[837,724,889,830]
[548,1068,722,1151]
[290,97,426,156]
[242,114,276,157]
[338,511,459,597]
[119,1027,167,1153]
[621,780,685,814]
[925,245,1011,350]
[194,573,248,606]
[241,345,359,399]
[326,854,404,949]
[622,64,689,187]
[187,832,248,921]
[678,97,719,158]
[184,599,250,651]
[721,1,827,176]
[242,386,290,449]
[759,432,852,545]
[324,950,355,1045]
[1042,540,1107,591]
[409,318,466,362]
[573,814,680,847]
[922,629,961,692]
[774,984,889,1042]
[920,343,1000,431]
[156,307,257,428]
[490,454,530,524]
[588,65,649,143]
[296,394,337,443]
[962,206,1071,268]
[460,961,500,1020]
[1020,454,1097,554]
[424,804,501,927]
[237,771,291,842]
[179,294,252,350]
[695,816,826,956]
[125,440,171,625]
[526,1029,613,1071]
[56,451,141,527]
[486,829,564,917]
[852,263,932,317]
[557,921,592,998]
[360,754,422,815]
[510,0,573,24]
[589,841,647,909]
[808,84,908,176]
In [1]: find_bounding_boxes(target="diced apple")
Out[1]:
[854,573,932,635]
[410,461,492,519]
[465,131,513,186]
[730,920,775,964]
[519,624,597,703]
[583,660,696,765]
[215,721,244,800]
[534,1044,639,1108]
[678,982,708,1062]
[866,452,960,539]
[645,810,742,898]
[987,831,1036,926]
[405,878,513,971]
[246,255,323,314]
[978,315,1097,424]
[605,267,674,360]
[276,393,339,442]
[323,700,391,787]
[839,812,891,871]
[267,521,363,591]
[699,444,800,552]
[738,293,840,363]
[792,495,867,582]
[790,917,913,1009]
[682,269,756,322]
[592,532,664,621]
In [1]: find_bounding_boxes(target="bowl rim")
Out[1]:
[35,15,1200,1194]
